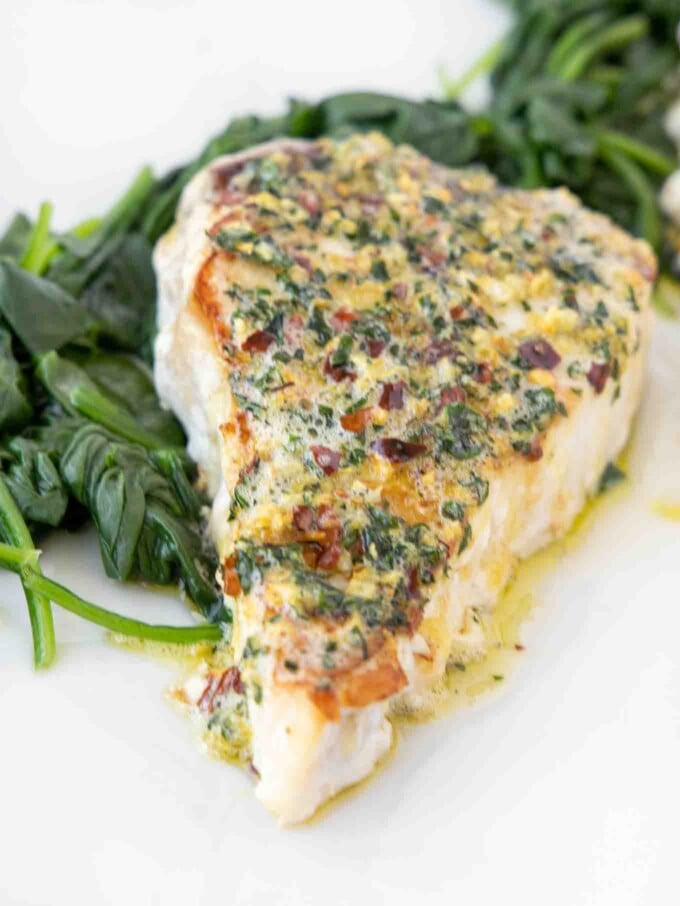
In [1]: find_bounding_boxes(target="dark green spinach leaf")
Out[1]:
[0,260,94,355]
[59,422,222,620]
[0,327,32,431]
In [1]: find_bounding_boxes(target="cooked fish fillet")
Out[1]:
[153,133,655,824]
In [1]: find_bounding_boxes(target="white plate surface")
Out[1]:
[1,3,679,904]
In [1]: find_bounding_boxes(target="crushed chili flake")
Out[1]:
[217,189,246,206]
[284,313,304,346]
[524,438,543,462]
[371,437,427,462]
[297,189,320,215]
[340,407,373,433]
[418,245,446,270]
[324,355,355,382]
[475,362,493,384]
[242,329,275,353]
[330,309,359,332]
[316,543,342,570]
[406,566,420,599]
[198,666,243,713]
[311,445,341,474]
[423,339,455,364]
[519,338,561,370]
[223,555,241,597]
[292,253,313,274]
[379,381,406,410]
[366,338,386,358]
[587,361,610,394]
[212,159,246,192]
[269,381,295,393]
[438,385,466,411]
[293,505,316,532]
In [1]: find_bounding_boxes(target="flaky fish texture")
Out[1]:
[154,133,655,823]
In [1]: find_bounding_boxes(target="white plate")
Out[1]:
[1,3,679,904]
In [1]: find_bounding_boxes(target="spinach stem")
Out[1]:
[38,216,104,273]
[36,351,179,452]
[600,146,661,249]
[20,202,56,275]
[0,542,40,573]
[100,165,155,235]
[440,37,505,100]
[546,12,611,77]
[69,385,170,450]
[20,569,223,644]
[0,475,56,668]
[598,130,676,177]
[559,15,649,82]
[70,216,103,239]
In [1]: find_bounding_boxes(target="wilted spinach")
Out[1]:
[36,351,180,451]
[0,212,33,261]
[2,435,69,528]
[0,260,94,355]
[59,422,222,620]
[0,328,32,431]
[78,233,157,355]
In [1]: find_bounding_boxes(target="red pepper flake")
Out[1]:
[330,308,359,332]
[317,543,342,570]
[514,643,525,652]
[293,505,342,569]
[198,666,244,713]
[406,566,420,599]
[292,253,313,274]
[324,356,356,382]
[518,338,561,370]
[212,160,246,192]
[284,313,304,347]
[297,189,320,215]
[438,385,466,411]
[311,445,341,475]
[302,545,320,568]
[418,245,446,270]
[587,361,610,394]
[450,304,465,320]
[524,438,543,462]
[223,555,242,597]
[367,339,386,358]
[371,438,427,462]
[475,362,494,384]
[379,381,406,411]
[423,339,455,364]
[340,407,373,433]
[293,505,316,532]
[216,189,245,206]
[242,329,275,353]
[359,193,383,215]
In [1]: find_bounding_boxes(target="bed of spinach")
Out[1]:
[1,0,678,667]
[0,175,225,667]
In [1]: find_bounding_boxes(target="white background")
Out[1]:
[1,2,680,905]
